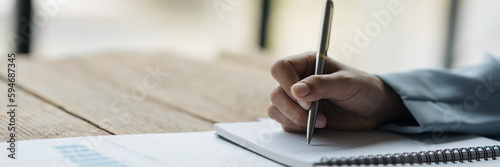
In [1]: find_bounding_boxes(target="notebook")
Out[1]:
[215,120,500,167]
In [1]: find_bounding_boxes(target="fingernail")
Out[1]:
[292,83,310,97]
[315,117,326,128]
[297,100,310,110]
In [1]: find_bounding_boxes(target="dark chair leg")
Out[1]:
[444,0,460,68]
[259,0,270,50]
[16,0,32,54]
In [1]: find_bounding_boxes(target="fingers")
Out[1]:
[322,106,378,130]
[268,105,328,132]
[269,87,327,132]
[269,52,360,132]
[270,87,308,127]
[267,105,306,132]
[271,52,344,102]
[291,71,361,102]
[291,83,312,109]
[270,52,316,100]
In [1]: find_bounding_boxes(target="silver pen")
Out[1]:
[307,0,334,145]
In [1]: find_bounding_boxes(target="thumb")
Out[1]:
[291,72,356,102]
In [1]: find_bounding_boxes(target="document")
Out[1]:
[0,131,280,167]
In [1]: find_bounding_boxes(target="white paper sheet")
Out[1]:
[0,131,281,167]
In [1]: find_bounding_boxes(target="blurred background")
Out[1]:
[1,0,500,74]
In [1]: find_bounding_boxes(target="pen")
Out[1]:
[307,0,334,145]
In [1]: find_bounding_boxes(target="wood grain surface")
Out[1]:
[0,52,277,140]
[69,52,277,123]
[0,80,110,141]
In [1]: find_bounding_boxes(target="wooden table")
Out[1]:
[0,52,277,141]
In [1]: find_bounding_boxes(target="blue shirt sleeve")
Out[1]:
[376,54,500,136]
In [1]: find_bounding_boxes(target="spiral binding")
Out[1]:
[316,145,500,166]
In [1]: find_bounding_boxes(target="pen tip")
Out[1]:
[307,139,311,145]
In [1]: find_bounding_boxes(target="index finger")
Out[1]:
[270,52,316,101]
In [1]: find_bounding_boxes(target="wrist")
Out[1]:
[375,76,413,126]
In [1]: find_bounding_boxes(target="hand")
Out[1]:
[268,52,412,132]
